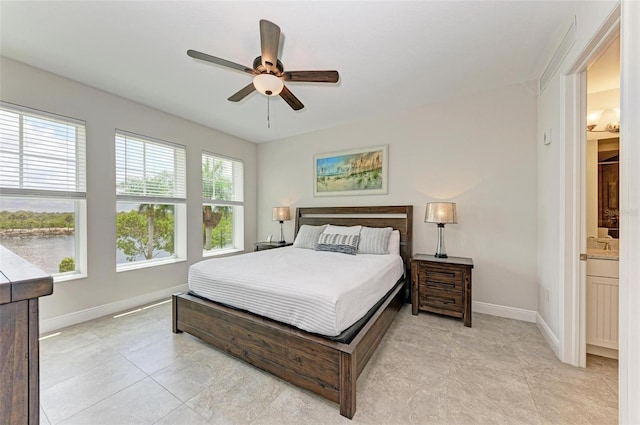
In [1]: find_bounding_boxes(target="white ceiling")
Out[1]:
[0,1,583,144]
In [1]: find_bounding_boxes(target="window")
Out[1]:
[202,152,244,255]
[115,130,186,269]
[0,102,87,281]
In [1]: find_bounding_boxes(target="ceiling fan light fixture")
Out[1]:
[253,74,284,96]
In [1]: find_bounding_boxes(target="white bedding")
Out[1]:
[188,247,404,337]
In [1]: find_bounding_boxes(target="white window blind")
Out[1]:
[116,130,186,203]
[0,102,86,198]
[202,152,243,205]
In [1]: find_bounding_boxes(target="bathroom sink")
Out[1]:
[587,248,619,259]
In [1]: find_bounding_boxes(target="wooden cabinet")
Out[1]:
[411,254,473,327]
[0,247,53,425]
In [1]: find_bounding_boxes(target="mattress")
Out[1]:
[188,247,404,337]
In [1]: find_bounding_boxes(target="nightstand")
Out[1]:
[253,241,293,252]
[411,254,474,327]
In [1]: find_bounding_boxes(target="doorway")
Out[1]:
[557,7,620,370]
[584,36,620,363]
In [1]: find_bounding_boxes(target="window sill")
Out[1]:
[53,272,87,283]
[117,256,186,273]
[202,247,244,258]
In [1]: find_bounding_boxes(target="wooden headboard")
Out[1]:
[295,205,413,273]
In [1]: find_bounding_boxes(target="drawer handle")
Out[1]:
[431,296,455,305]
[429,271,456,278]
[428,280,455,288]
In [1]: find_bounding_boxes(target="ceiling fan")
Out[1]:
[187,19,339,111]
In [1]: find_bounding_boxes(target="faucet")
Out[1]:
[602,241,611,251]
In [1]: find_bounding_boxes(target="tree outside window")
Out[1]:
[115,131,186,268]
[202,153,243,254]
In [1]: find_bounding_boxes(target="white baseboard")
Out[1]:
[472,301,537,323]
[587,344,618,360]
[40,283,188,334]
[536,312,560,358]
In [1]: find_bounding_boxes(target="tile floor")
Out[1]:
[38,300,618,424]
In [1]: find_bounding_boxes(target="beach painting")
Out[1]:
[314,145,388,196]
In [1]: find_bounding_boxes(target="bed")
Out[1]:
[172,205,413,419]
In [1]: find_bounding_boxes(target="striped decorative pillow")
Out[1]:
[315,233,360,255]
[293,225,327,249]
[358,226,393,255]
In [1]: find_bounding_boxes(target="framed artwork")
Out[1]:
[314,145,388,196]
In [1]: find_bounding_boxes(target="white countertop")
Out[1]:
[587,249,619,260]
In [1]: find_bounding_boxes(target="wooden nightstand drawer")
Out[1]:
[419,287,463,317]
[411,254,473,327]
[419,267,463,291]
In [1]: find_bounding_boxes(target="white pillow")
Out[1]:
[293,224,327,249]
[358,226,393,254]
[387,230,400,256]
[323,224,362,235]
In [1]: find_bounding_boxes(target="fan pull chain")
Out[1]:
[267,96,271,129]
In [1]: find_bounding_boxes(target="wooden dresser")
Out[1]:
[411,254,473,327]
[0,246,53,425]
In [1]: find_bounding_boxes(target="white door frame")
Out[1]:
[618,2,640,422]
[560,7,620,368]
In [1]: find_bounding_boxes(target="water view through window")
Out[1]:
[0,103,86,278]
[0,198,76,274]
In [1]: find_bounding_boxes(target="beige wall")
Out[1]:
[258,81,539,314]
[0,57,258,325]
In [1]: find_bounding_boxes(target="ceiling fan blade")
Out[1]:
[228,83,256,102]
[283,70,339,83]
[259,20,280,72]
[187,49,255,75]
[279,85,304,111]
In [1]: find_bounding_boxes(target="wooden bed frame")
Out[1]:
[172,205,413,419]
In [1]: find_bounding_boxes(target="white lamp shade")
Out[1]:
[272,206,291,221]
[253,74,284,96]
[425,202,457,224]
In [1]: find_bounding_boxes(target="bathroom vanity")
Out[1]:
[586,251,619,359]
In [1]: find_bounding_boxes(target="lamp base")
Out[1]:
[434,223,448,258]
[278,221,285,244]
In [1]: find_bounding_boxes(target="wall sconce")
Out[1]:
[425,202,457,258]
[272,206,291,243]
[587,108,620,133]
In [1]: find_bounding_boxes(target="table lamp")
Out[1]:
[272,207,291,243]
[425,202,457,258]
